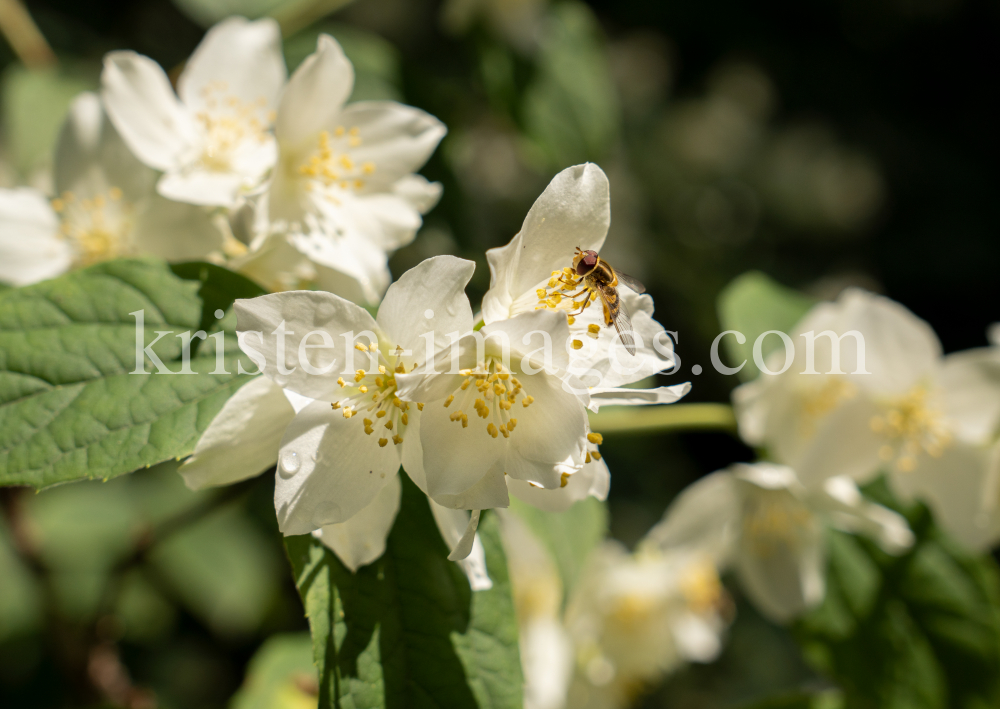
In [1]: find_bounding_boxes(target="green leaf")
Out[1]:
[0,259,255,488]
[508,495,607,597]
[717,271,816,381]
[522,2,620,168]
[169,261,266,352]
[21,461,280,628]
[794,488,1000,709]
[230,633,317,709]
[285,472,524,709]
[151,503,281,636]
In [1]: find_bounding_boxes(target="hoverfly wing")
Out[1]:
[612,268,646,294]
[597,286,637,356]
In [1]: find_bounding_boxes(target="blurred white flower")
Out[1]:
[265,34,446,305]
[499,511,574,709]
[647,462,914,623]
[734,288,1000,549]
[563,541,730,709]
[101,17,286,208]
[0,92,222,286]
[481,163,689,409]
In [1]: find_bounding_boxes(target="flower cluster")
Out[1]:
[1,17,445,305]
[501,507,731,709]
[180,162,689,578]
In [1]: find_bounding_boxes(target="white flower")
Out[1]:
[646,462,914,623]
[0,92,222,286]
[393,307,591,507]
[481,163,688,410]
[734,288,1000,549]
[230,255,476,537]
[562,541,730,709]
[101,17,286,207]
[264,34,446,304]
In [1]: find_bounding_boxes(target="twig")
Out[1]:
[588,402,738,435]
[0,0,56,69]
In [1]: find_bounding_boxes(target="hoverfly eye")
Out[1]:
[576,252,598,275]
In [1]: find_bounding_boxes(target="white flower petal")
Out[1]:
[507,455,609,512]
[336,101,446,185]
[392,174,442,214]
[132,195,223,261]
[815,476,914,554]
[430,461,510,510]
[482,163,610,323]
[671,611,724,663]
[763,389,885,487]
[286,228,390,306]
[157,166,262,207]
[891,443,1000,551]
[275,34,354,150]
[521,618,573,709]
[235,290,378,400]
[314,260,388,308]
[313,474,401,571]
[283,388,314,414]
[54,92,157,201]
[101,51,197,172]
[451,509,482,561]
[275,399,400,534]
[938,347,1000,444]
[177,17,286,116]
[481,308,573,372]
[502,371,588,489]
[178,376,293,490]
[587,384,691,412]
[430,502,496,586]
[644,471,739,563]
[328,190,425,252]
[0,188,72,286]
[376,254,475,355]
[736,493,826,623]
[798,288,941,396]
[568,292,677,390]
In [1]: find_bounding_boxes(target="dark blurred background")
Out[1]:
[2,0,997,706]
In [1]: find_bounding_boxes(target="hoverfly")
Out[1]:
[571,248,646,355]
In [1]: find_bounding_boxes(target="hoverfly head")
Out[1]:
[573,248,600,276]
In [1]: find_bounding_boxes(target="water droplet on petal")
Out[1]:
[279,450,300,477]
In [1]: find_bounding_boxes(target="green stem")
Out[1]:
[588,402,737,435]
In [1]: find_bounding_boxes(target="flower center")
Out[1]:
[195,81,271,171]
[330,340,421,448]
[800,377,857,437]
[679,560,725,615]
[869,385,951,472]
[298,127,376,200]
[533,267,599,325]
[442,357,535,440]
[742,495,811,557]
[51,188,131,267]
[608,593,659,631]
